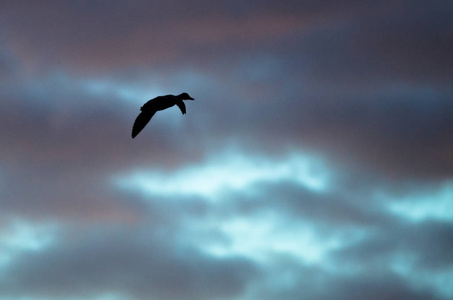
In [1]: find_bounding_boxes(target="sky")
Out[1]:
[1,1,453,299]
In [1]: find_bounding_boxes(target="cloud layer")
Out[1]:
[1,1,452,299]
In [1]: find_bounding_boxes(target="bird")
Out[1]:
[132,92,194,138]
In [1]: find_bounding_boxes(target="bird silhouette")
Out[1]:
[132,93,194,138]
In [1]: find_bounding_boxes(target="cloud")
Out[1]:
[384,182,453,222]
[0,224,258,300]
[111,149,453,299]
[114,150,330,198]
[0,1,314,74]
[1,1,452,299]
[3,1,452,185]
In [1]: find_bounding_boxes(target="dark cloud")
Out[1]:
[331,219,453,272]
[0,0,405,74]
[327,273,442,300]
[189,85,453,181]
[0,226,258,299]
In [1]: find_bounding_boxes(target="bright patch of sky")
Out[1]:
[9,68,215,129]
[0,220,56,271]
[114,151,331,199]
[81,78,165,105]
[17,69,204,107]
[0,221,55,251]
[81,68,213,106]
[382,182,453,222]
[199,214,347,265]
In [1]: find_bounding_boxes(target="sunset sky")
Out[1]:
[1,1,453,299]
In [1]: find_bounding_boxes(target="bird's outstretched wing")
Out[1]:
[175,100,186,115]
[132,110,155,138]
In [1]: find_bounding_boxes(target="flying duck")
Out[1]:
[132,92,194,138]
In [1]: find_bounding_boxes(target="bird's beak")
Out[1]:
[188,96,194,100]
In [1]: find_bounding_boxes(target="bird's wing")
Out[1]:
[175,100,186,115]
[132,110,155,138]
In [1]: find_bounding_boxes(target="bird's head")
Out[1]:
[179,92,194,100]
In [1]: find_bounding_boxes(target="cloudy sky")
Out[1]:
[1,1,453,299]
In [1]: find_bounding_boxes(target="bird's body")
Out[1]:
[132,93,194,138]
